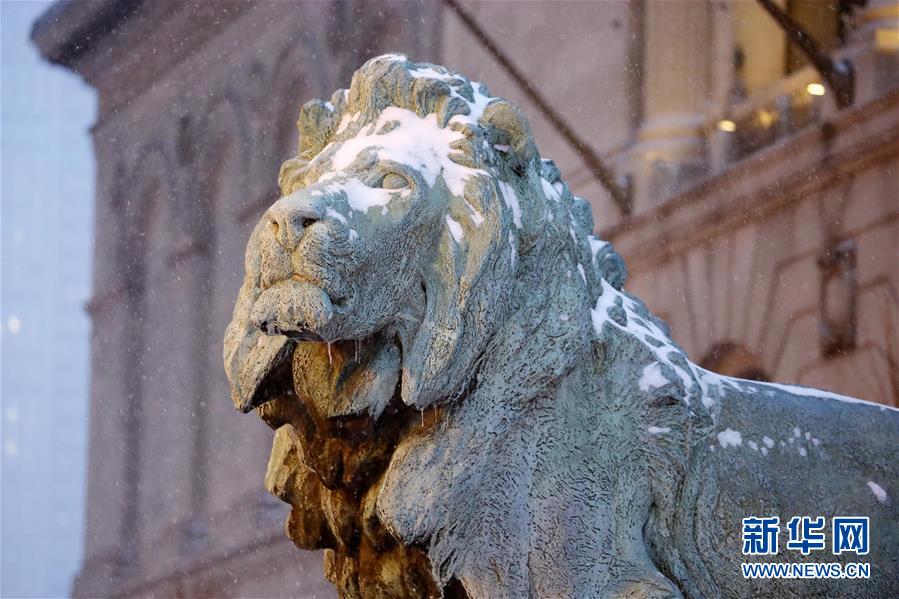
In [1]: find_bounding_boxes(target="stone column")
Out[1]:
[851,0,899,42]
[631,0,713,210]
[845,0,899,105]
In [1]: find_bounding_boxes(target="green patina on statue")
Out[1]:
[224,55,899,598]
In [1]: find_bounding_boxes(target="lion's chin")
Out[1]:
[290,333,402,420]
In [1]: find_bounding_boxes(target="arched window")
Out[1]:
[701,342,770,382]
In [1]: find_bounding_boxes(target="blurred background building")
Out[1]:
[27,0,898,597]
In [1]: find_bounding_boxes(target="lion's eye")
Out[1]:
[380,173,409,190]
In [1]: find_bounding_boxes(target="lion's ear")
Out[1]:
[297,99,337,160]
[479,100,545,252]
[479,100,537,174]
[278,157,308,197]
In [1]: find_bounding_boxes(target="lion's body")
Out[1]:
[667,387,899,598]
[225,55,899,598]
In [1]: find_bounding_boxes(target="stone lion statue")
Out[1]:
[224,55,898,598]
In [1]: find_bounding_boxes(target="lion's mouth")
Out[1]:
[245,274,409,420]
[258,322,328,342]
[229,263,424,417]
[251,277,338,341]
[252,260,373,337]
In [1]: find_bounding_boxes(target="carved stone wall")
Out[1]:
[611,93,899,406]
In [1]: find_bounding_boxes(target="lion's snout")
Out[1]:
[265,192,324,252]
[258,184,359,299]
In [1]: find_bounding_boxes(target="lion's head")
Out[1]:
[224,54,628,416]
[224,55,698,597]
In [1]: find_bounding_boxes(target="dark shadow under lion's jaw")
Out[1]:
[252,330,458,597]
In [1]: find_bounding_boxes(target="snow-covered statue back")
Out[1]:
[224,55,899,598]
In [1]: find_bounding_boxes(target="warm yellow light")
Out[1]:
[758,110,775,127]
[875,29,899,51]
[717,119,736,132]
[807,82,826,96]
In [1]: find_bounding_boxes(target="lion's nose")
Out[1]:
[265,198,322,251]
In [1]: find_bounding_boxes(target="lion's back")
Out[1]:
[677,386,899,597]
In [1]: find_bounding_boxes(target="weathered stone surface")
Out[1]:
[225,55,899,597]
[264,423,330,550]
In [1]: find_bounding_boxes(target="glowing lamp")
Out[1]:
[807,83,826,96]
[717,119,736,132]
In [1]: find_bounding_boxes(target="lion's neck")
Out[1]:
[377,239,709,596]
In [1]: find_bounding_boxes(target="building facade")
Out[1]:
[33,1,897,597]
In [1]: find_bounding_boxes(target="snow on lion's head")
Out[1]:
[224,54,631,417]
